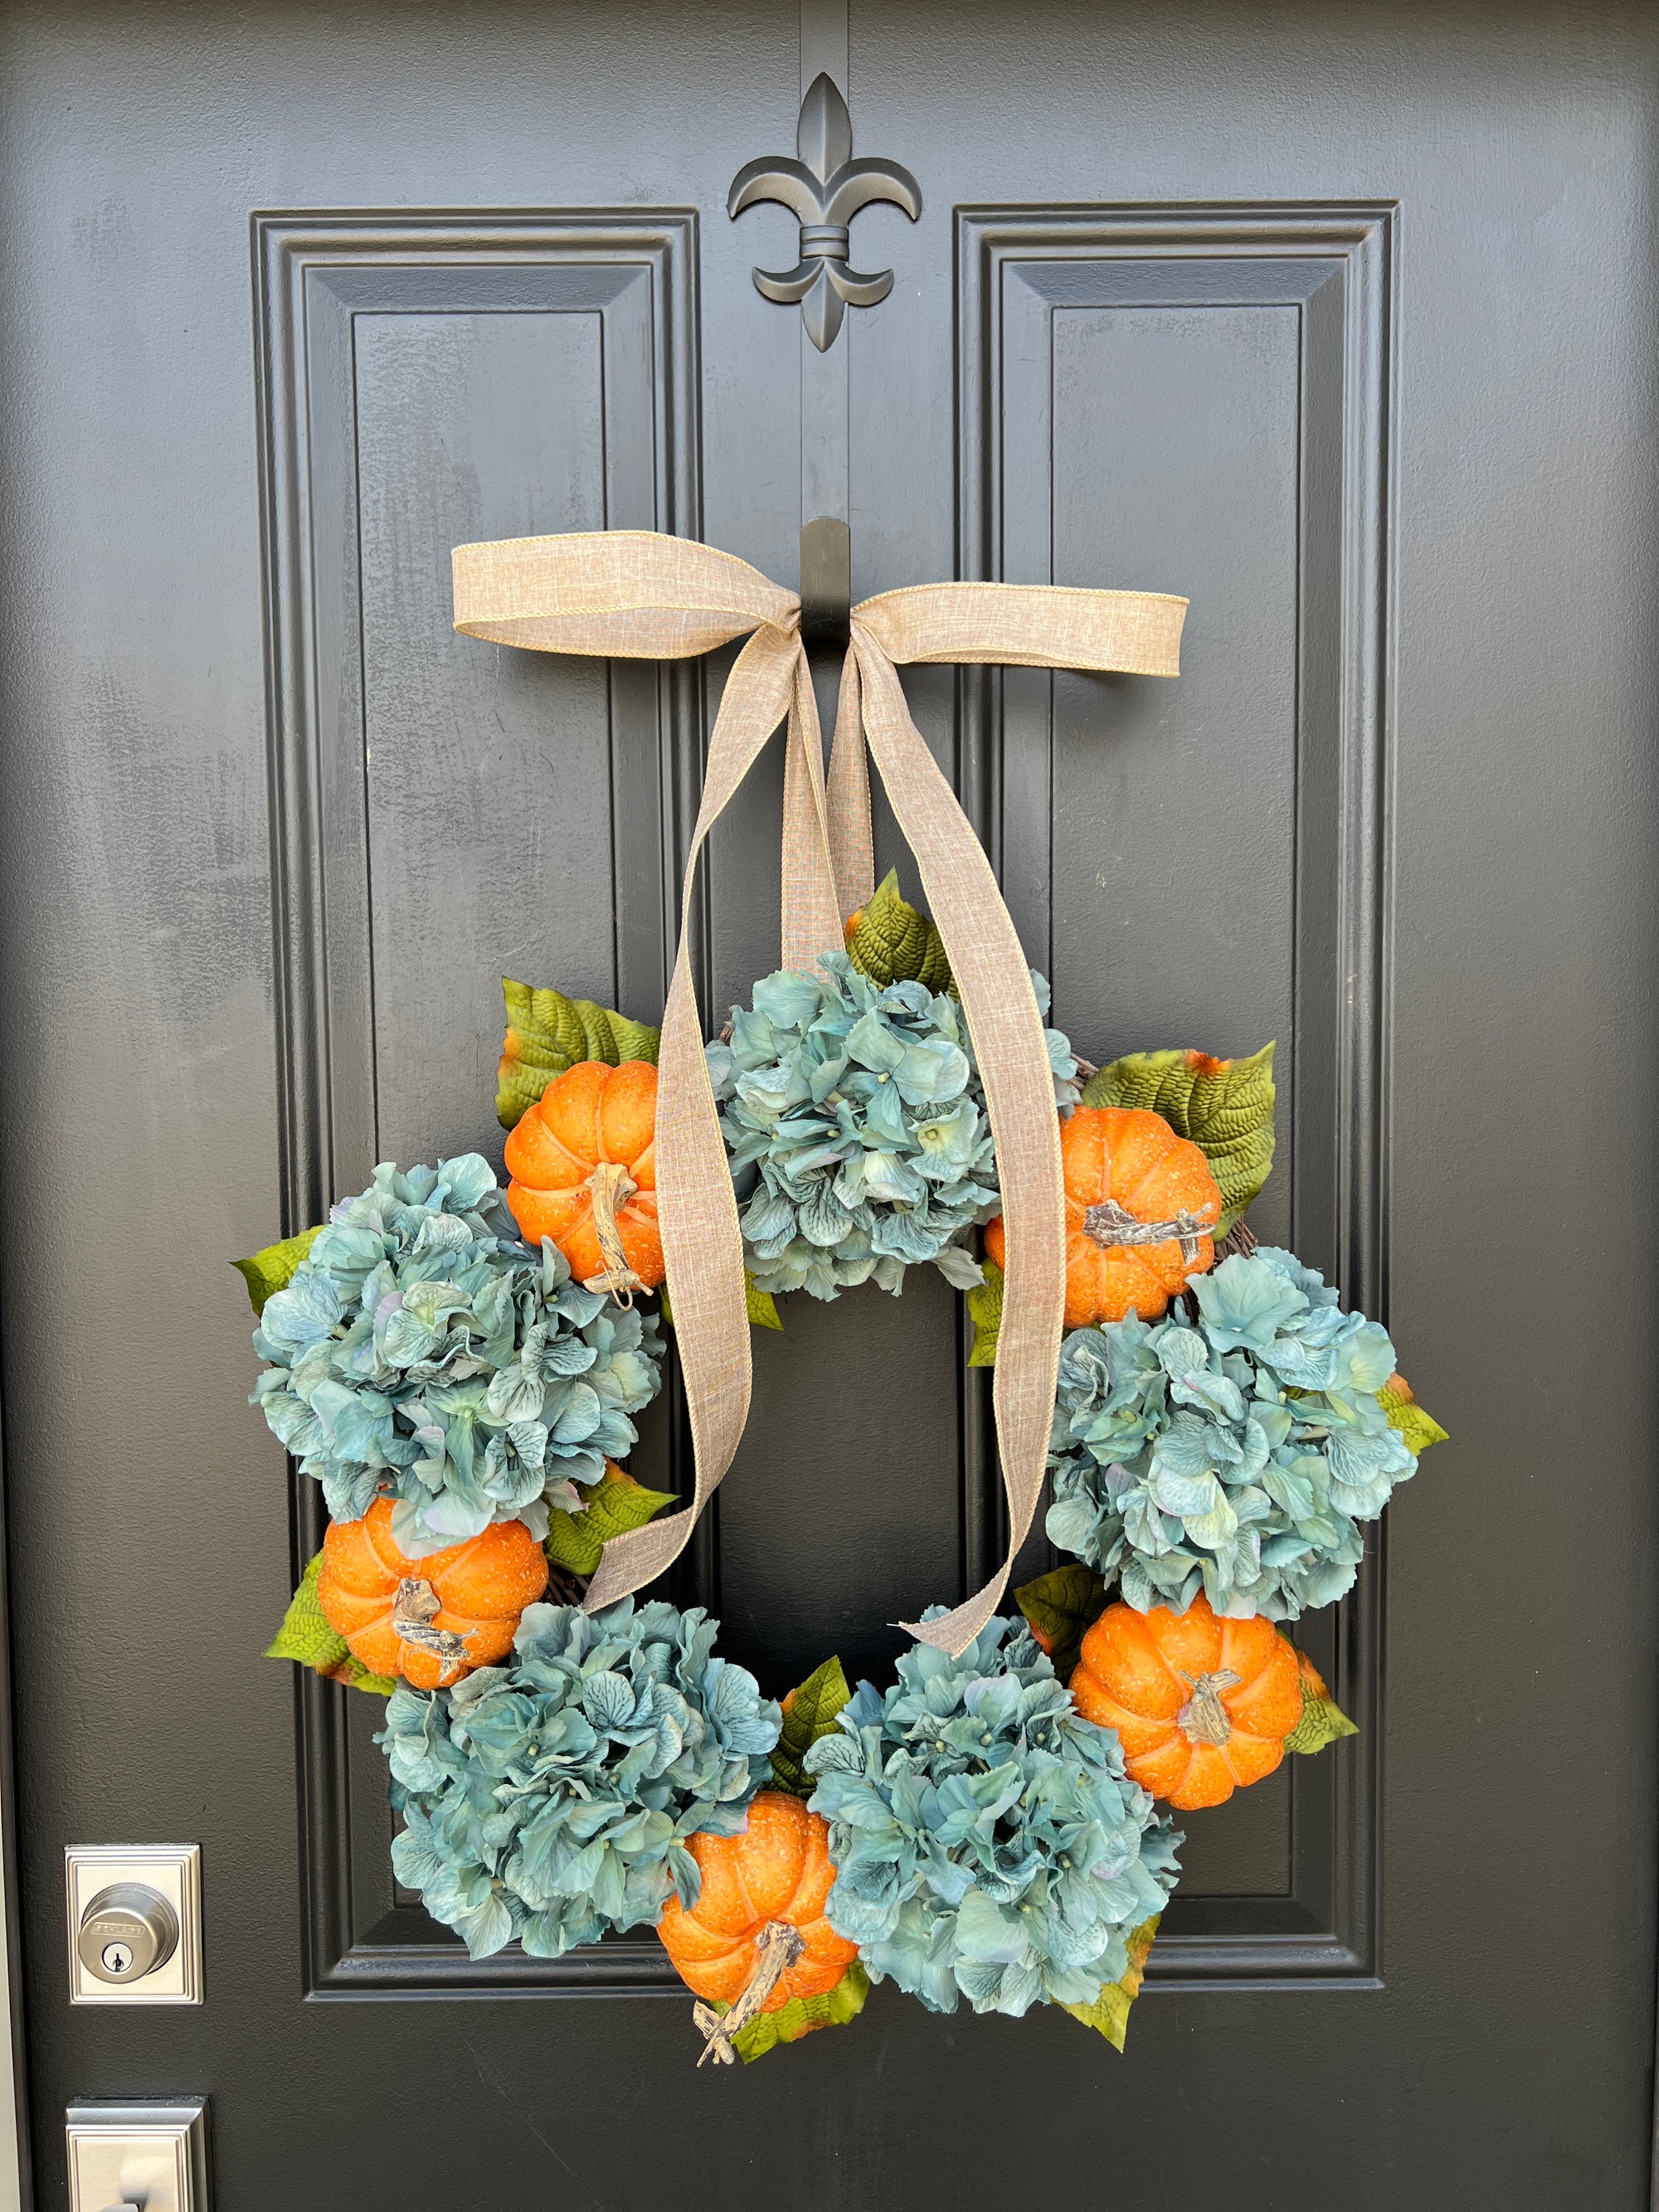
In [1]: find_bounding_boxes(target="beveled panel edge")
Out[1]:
[955,202,1399,1989]
[251,208,703,1998]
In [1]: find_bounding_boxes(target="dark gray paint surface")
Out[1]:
[0,2,1654,2205]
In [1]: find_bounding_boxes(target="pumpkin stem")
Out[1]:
[1175,1666,1243,1748]
[689,1919,806,2067]
[583,1159,645,1306]
[1082,1198,1219,1266]
[391,1574,472,1685]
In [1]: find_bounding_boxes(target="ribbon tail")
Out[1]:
[851,632,1067,1659]
[585,624,803,1612]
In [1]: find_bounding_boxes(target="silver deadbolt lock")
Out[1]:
[76,1884,179,1986]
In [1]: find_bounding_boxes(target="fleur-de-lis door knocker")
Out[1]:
[728,73,922,351]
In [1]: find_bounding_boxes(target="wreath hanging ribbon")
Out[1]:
[450,530,1187,1656]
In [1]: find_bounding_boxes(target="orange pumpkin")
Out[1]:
[316,1498,548,1689]
[657,1792,858,2018]
[1069,1591,1303,1811]
[504,1059,663,1297]
[985,1105,1221,1329]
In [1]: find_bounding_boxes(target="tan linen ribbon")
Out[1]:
[453,530,1186,1655]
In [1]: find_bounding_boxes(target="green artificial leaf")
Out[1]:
[844,869,953,994]
[1014,1562,1108,1685]
[496,977,661,1130]
[232,1225,323,1315]
[726,1958,870,2063]
[1285,1655,1360,1756]
[659,1273,783,1332]
[265,1554,394,1695]
[543,1468,679,1579]
[1080,1042,1277,1235]
[1378,1376,1448,1457]
[771,1656,853,1796]
[966,1257,1004,1369]
[1062,1913,1160,2052]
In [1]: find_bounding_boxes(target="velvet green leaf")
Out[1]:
[496,977,661,1130]
[844,869,953,994]
[542,1471,679,1578]
[771,1656,853,1796]
[1014,1562,1108,1685]
[1062,1913,1160,2052]
[265,1553,344,1670]
[659,1274,783,1332]
[727,1958,870,2062]
[966,1257,1004,1369]
[1285,1670,1360,1756]
[1080,1042,1277,1234]
[265,1556,394,1694]
[232,1226,323,1315]
[1378,1378,1448,1457]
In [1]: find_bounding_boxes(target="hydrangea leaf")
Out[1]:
[543,1464,678,1578]
[265,1555,394,1694]
[1080,1043,1276,1234]
[1014,1563,1108,1685]
[844,869,953,993]
[770,1656,852,1796]
[659,1275,784,1333]
[1378,1373,1448,1457]
[966,1258,1004,1368]
[1061,1913,1160,2052]
[233,1226,323,1315]
[725,1958,870,2062]
[497,977,661,1130]
[324,1654,397,1696]
[1285,1649,1360,1755]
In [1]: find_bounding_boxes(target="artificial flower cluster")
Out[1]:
[251,1156,663,1553]
[707,952,1078,1300]
[383,1597,781,1958]
[1046,1247,1414,1620]
[804,1611,1180,2016]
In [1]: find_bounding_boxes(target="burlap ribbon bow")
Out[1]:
[453,531,1185,1655]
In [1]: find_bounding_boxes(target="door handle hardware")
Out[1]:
[65,1845,202,2004]
[66,2101,209,2212]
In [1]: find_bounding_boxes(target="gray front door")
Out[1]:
[1,2,1653,2205]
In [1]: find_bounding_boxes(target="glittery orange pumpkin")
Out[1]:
[985,1105,1221,1328]
[315,1498,548,1690]
[504,1059,663,1296]
[657,1792,858,2016]
[1068,1591,1303,1811]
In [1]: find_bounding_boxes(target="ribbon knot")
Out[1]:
[453,530,1185,1655]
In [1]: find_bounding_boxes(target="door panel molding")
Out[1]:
[957,205,1397,1987]
[253,211,701,1996]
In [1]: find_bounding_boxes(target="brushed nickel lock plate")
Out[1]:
[66,1846,202,2005]
[66,2099,209,2212]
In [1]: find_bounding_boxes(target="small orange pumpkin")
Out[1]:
[504,1059,663,1297]
[316,1498,548,1689]
[1069,1591,1303,1811]
[657,1792,858,2018]
[985,1105,1221,1329]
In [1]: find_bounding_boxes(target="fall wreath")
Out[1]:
[239,532,1445,2063]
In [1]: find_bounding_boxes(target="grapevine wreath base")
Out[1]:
[244,883,1444,2063]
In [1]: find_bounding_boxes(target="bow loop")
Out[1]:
[454,528,799,659]
[853,581,1185,676]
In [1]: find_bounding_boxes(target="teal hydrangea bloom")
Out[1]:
[251,1156,664,1554]
[1046,1247,1413,1621]
[706,953,1079,1300]
[804,1612,1180,2016]
[381,1597,781,1960]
